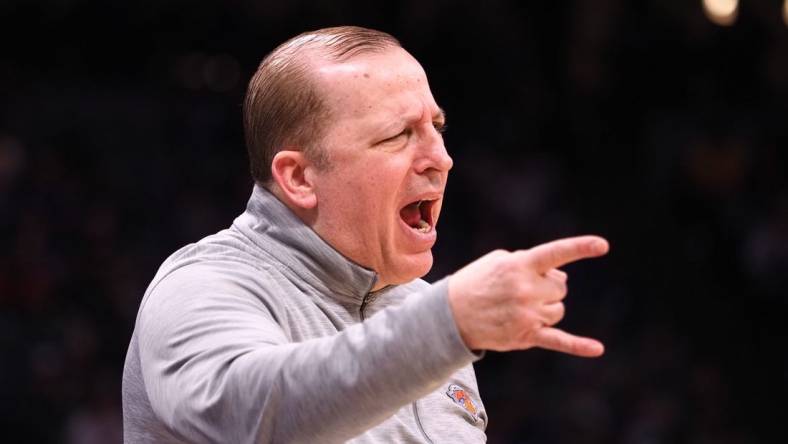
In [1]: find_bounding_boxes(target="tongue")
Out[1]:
[400,201,421,227]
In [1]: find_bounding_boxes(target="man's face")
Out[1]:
[308,47,453,290]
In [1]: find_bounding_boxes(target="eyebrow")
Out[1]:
[374,106,446,137]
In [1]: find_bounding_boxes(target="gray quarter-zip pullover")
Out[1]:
[122,185,487,443]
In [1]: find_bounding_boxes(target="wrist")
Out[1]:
[447,275,476,350]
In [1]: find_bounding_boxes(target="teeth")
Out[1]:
[416,219,430,232]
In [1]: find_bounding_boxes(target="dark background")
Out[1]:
[1,0,787,442]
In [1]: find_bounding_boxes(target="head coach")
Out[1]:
[122,26,610,443]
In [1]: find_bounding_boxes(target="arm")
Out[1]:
[137,264,476,444]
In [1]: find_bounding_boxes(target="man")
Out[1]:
[122,26,609,443]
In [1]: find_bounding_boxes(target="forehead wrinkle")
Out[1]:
[374,97,443,135]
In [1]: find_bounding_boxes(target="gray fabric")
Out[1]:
[122,185,487,443]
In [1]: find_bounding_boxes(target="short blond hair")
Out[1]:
[243,26,401,184]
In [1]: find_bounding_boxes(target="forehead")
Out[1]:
[311,48,440,123]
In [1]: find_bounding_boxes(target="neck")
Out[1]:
[267,182,318,227]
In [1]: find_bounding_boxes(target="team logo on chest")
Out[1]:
[446,384,480,422]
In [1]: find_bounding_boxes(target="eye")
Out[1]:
[433,121,447,134]
[380,128,410,144]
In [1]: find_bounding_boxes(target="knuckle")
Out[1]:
[490,248,510,258]
[515,281,537,301]
[512,250,535,269]
[511,249,529,260]
[557,281,568,299]
[555,303,566,321]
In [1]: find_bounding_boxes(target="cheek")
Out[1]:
[354,159,406,195]
[321,153,412,223]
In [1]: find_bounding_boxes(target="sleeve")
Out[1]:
[136,263,480,444]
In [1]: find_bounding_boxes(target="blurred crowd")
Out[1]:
[1,1,786,443]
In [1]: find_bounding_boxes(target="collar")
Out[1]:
[232,184,379,305]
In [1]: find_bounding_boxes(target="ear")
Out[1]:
[270,150,317,210]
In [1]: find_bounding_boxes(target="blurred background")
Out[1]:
[1,0,786,442]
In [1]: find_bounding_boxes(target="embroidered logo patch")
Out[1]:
[446,384,479,421]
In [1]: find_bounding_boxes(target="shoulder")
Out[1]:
[137,229,290,325]
[161,227,271,275]
[149,226,284,293]
[135,252,293,351]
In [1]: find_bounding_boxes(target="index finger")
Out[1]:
[523,235,609,273]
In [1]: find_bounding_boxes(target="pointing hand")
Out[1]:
[447,236,609,356]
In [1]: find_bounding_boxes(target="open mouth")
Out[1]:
[399,199,436,233]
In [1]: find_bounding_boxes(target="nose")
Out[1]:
[414,125,453,175]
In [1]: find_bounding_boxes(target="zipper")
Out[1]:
[360,286,431,443]
[358,278,381,321]
[359,289,379,321]
[412,401,434,444]
[359,292,371,321]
